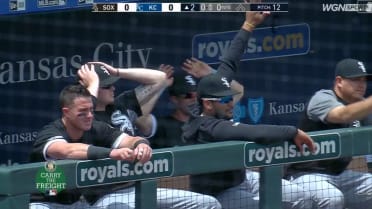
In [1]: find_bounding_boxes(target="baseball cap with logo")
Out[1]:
[335,58,371,79]
[93,64,120,87]
[168,70,197,96]
[197,73,239,99]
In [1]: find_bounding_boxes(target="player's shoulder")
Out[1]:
[157,115,178,124]
[312,89,335,98]
[92,120,113,129]
[39,119,63,132]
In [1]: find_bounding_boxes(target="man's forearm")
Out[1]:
[135,114,157,137]
[135,81,167,115]
[46,142,90,160]
[217,29,253,81]
[117,68,166,84]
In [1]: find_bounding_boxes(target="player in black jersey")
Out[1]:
[181,11,316,209]
[30,84,221,209]
[78,62,164,138]
[30,84,152,209]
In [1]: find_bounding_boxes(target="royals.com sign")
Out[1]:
[76,152,174,187]
[192,23,310,64]
[245,133,341,167]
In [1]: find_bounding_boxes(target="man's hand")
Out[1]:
[293,129,316,154]
[158,64,174,87]
[78,64,99,97]
[182,57,214,78]
[110,143,153,163]
[109,148,136,162]
[133,143,152,164]
[242,0,270,32]
[78,64,99,87]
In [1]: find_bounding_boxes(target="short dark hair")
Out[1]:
[59,84,92,108]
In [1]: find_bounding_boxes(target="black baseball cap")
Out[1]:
[335,58,371,79]
[93,64,120,87]
[168,70,197,96]
[197,73,239,98]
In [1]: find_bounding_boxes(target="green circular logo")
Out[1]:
[35,161,66,195]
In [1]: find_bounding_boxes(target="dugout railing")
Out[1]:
[0,126,371,209]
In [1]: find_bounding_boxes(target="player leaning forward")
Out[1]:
[29,84,221,209]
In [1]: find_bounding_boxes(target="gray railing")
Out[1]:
[0,127,371,209]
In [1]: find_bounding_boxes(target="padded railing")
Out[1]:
[0,127,371,209]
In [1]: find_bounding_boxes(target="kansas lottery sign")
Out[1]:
[192,23,310,64]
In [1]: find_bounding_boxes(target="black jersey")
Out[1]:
[181,28,298,196]
[182,115,297,196]
[30,119,124,205]
[151,116,187,149]
[94,90,142,136]
[30,119,122,162]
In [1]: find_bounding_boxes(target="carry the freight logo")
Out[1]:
[35,161,66,196]
[76,152,174,187]
[244,133,341,167]
[192,23,310,64]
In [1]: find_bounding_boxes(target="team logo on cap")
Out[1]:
[221,77,230,88]
[100,66,110,75]
[357,61,366,73]
[185,75,196,86]
[248,97,264,124]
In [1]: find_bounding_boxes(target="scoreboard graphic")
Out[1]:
[93,2,288,12]
[2,1,372,15]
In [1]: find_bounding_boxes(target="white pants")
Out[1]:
[289,170,372,209]
[30,187,221,209]
[215,170,313,209]
[30,201,95,209]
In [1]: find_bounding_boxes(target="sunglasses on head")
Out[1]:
[178,92,196,99]
[203,95,233,104]
[100,85,113,90]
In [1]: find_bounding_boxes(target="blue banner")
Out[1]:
[192,23,310,64]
